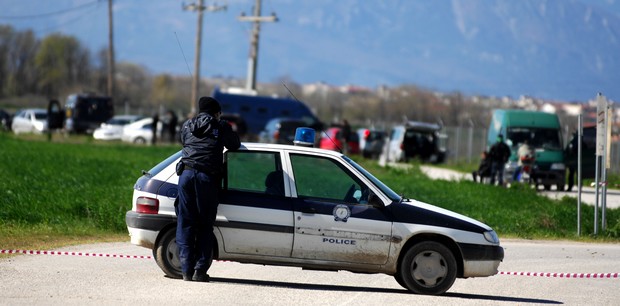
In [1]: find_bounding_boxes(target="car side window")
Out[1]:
[227,151,283,195]
[290,154,367,204]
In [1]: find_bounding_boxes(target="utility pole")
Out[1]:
[183,1,226,114]
[238,0,277,91]
[107,0,115,98]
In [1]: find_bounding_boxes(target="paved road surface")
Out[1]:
[0,240,618,305]
[419,165,620,209]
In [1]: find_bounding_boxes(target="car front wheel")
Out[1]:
[154,228,182,279]
[399,241,457,295]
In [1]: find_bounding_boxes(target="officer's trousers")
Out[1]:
[176,169,219,275]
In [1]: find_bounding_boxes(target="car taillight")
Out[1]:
[274,130,280,140]
[136,196,159,214]
[363,129,370,139]
[400,142,404,150]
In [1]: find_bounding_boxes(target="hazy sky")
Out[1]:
[3,0,620,101]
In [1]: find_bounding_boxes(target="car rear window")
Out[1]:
[147,151,182,176]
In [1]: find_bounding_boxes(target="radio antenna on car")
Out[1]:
[174,32,194,79]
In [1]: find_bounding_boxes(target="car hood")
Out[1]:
[389,199,492,234]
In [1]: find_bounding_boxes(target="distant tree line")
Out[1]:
[1,24,553,130]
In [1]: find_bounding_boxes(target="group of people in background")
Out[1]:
[471,134,512,185]
[473,133,579,189]
[472,134,536,186]
[152,110,179,144]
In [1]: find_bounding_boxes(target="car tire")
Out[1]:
[394,271,408,290]
[399,241,457,295]
[134,137,147,144]
[154,228,182,279]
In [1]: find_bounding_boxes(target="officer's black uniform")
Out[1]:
[176,97,240,282]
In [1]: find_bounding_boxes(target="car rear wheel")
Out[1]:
[154,228,182,279]
[399,241,457,295]
[134,137,147,144]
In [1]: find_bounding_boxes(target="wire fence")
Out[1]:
[441,125,620,176]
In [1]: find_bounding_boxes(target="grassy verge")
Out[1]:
[0,133,179,253]
[359,160,620,241]
[1,133,618,255]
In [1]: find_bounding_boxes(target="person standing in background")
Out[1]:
[489,134,511,186]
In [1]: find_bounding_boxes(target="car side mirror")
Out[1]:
[368,192,384,209]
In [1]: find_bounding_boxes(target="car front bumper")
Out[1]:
[459,243,504,277]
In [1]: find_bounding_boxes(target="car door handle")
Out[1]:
[301,207,316,214]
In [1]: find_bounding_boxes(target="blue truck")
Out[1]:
[212,88,323,141]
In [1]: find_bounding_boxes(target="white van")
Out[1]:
[385,121,447,163]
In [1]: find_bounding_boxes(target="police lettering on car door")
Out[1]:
[290,153,392,264]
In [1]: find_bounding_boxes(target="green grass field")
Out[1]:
[1,133,618,252]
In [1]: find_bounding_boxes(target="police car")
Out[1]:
[126,128,503,295]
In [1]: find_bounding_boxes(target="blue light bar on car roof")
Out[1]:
[293,127,315,147]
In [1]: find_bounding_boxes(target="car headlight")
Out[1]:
[483,230,500,244]
[551,163,565,170]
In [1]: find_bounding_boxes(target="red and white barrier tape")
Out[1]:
[499,271,619,278]
[0,249,152,259]
[2,249,619,279]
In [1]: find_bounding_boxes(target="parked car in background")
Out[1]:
[121,117,153,144]
[385,121,447,163]
[93,115,145,141]
[64,93,114,134]
[259,117,309,144]
[319,127,360,154]
[11,108,47,134]
[0,109,12,131]
[358,128,386,159]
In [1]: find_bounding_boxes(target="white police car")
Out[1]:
[126,129,503,295]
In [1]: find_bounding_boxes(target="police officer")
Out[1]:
[176,96,240,282]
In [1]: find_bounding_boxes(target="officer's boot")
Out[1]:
[192,269,210,282]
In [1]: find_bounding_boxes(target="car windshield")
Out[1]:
[343,156,401,202]
[507,127,562,150]
[146,151,182,177]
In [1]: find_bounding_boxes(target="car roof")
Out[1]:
[238,142,344,157]
[112,115,143,120]
[20,108,47,113]
[127,117,153,126]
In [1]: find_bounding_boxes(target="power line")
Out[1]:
[32,6,103,35]
[0,0,100,19]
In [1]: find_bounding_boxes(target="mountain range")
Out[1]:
[3,0,620,102]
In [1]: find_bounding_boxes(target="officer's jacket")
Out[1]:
[180,113,240,174]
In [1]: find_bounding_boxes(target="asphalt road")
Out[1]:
[0,240,618,305]
[419,165,620,209]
